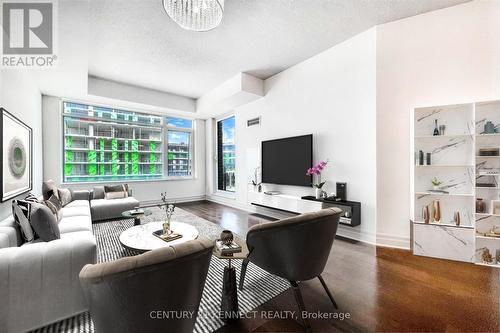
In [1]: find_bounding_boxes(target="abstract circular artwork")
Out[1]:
[8,136,27,179]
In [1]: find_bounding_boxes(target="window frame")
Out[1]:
[165,118,195,180]
[214,114,236,195]
[60,99,196,184]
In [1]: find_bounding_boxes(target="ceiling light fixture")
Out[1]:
[162,0,224,32]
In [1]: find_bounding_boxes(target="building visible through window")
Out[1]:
[62,102,194,182]
[217,116,235,192]
[167,117,193,177]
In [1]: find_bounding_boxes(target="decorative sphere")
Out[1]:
[220,230,233,245]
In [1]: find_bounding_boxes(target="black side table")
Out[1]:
[121,208,152,226]
[213,239,249,322]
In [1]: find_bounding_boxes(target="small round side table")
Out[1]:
[121,208,152,226]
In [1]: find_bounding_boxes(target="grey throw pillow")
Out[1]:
[92,186,105,200]
[47,194,62,211]
[42,179,59,201]
[30,202,60,241]
[45,194,62,222]
[58,188,72,207]
[104,184,126,199]
[12,200,35,242]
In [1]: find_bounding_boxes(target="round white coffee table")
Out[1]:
[119,221,199,252]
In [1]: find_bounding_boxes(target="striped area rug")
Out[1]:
[32,207,289,333]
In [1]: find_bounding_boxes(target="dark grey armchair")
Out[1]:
[239,208,342,332]
[79,238,213,333]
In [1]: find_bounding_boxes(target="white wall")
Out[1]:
[42,95,206,203]
[0,70,42,220]
[376,0,500,248]
[208,28,378,243]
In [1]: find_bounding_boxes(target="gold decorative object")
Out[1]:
[483,226,500,238]
[453,212,460,226]
[481,248,493,264]
[432,200,441,223]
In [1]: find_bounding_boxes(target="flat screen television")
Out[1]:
[261,134,313,187]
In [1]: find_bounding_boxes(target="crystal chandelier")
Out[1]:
[162,0,224,32]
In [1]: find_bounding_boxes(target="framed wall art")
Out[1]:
[1,108,33,202]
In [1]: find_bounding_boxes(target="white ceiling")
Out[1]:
[89,0,469,99]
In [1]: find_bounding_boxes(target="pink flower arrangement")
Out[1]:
[306,160,329,189]
[306,160,328,176]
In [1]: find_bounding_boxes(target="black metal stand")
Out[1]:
[239,258,249,291]
[133,217,141,226]
[220,259,238,322]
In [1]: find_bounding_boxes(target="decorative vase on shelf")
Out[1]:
[476,198,486,213]
[315,188,321,199]
[454,212,461,226]
[432,200,441,223]
[484,121,495,134]
[433,119,439,136]
[422,205,430,223]
[439,125,446,136]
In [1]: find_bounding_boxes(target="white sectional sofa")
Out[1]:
[0,182,141,332]
[0,196,96,333]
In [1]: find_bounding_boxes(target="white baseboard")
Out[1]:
[206,194,249,211]
[337,225,376,245]
[141,195,206,206]
[376,232,411,250]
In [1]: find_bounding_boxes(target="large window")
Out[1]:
[217,116,235,192]
[62,102,194,183]
[166,117,193,177]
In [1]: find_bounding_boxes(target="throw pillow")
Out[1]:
[12,200,35,242]
[24,192,40,203]
[58,188,72,207]
[47,194,62,211]
[104,184,126,199]
[44,200,61,223]
[42,179,59,201]
[92,186,105,200]
[29,202,60,241]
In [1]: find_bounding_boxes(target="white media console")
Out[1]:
[248,190,361,227]
[248,191,322,214]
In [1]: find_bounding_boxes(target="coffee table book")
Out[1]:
[152,230,182,242]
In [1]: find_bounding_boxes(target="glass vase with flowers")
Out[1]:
[160,192,175,235]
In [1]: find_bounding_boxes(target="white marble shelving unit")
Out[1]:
[411,103,476,263]
[474,101,500,267]
[411,101,500,267]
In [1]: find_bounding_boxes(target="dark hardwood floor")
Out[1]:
[177,201,500,333]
